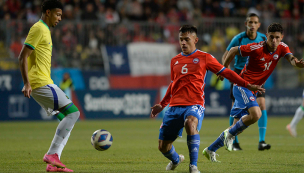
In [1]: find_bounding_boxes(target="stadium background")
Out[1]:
[0,0,304,121]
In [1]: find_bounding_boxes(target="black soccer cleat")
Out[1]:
[232,143,242,151]
[258,141,271,151]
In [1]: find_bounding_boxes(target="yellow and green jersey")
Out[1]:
[24,19,54,89]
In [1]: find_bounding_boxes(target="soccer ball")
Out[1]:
[91,129,113,151]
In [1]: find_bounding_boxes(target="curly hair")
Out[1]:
[41,0,63,13]
[267,23,284,34]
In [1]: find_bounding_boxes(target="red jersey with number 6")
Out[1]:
[239,41,292,85]
[161,49,226,107]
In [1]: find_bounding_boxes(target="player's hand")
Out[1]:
[22,84,32,98]
[295,58,304,68]
[218,75,224,81]
[150,104,163,118]
[246,84,265,94]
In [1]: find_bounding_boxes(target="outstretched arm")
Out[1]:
[285,54,304,68]
[221,50,230,68]
[18,45,33,98]
[220,68,265,93]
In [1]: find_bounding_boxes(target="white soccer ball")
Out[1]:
[91,129,113,151]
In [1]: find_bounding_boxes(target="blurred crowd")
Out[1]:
[1,0,304,71]
[2,0,304,22]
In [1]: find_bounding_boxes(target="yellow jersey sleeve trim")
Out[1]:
[24,43,35,50]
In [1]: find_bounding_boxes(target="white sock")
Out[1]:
[57,131,71,159]
[47,134,64,155]
[290,106,304,128]
[47,111,79,155]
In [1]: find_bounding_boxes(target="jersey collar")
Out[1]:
[39,19,50,30]
[181,49,197,56]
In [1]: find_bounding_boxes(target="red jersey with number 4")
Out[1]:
[239,41,292,85]
[161,49,226,107]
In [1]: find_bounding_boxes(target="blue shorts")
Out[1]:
[159,105,205,141]
[230,85,259,119]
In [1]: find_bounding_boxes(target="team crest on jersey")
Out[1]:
[273,54,279,60]
[250,96,255,101]
[193,58,199,64]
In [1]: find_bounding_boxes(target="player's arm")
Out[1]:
[223,46,239,68]
[219,68,265,93]
[285,54,304,68]
[150,60,174,118]
[207,54,264,93]
[221,50,229,68]
[18,45,34,98]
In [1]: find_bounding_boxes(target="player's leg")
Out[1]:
[184,105,204,173]
[46,113,74,172]
[256,92,271,150]
[31,84,79,168]
[223,86,261,151]
[159,106,185,171]
[229,83,241,150]
[287,96,304,137]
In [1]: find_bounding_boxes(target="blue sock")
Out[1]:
[229,118,248,136]
[208,132,224,152]
[229,116,239,144]
[162,145,180,164]
[258,110,267,142]
[187,134,200,166]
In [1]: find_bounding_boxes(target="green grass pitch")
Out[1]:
[0,117,303,173]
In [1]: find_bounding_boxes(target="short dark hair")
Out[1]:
[267,23,284,34]
[246,13,260,22]
[41,0,63,13]
[179,25,197,35]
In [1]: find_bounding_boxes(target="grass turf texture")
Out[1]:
[0,117,303,173]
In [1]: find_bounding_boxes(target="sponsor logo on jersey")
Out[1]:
[174,61,179,65]
[193,58,199,64]
[260,57,265,61]
[250,96,255,101]
[273,54,279,60]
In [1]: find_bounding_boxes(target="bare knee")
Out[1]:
[185,116,198,135]
[158,140,172,153]
[243,107,261,126]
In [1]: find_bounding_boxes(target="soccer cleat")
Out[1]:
[223,129,235,152]
[232,143,242,151]
[46,164,74,172]
[286,124,297,137]
[202,147,220,163]
[189,164,200,173]
[166,154,184,171]
[43,153,66,168]
[258,141,271,151]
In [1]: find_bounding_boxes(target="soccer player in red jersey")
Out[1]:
[202,23,304,163]
[150,25,264,173]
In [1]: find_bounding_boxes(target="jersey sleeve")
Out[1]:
[226,35,239,51]
[238,43,260,57]
[24,25,43,50]
[280,43,292,58]
[206,54,226,75]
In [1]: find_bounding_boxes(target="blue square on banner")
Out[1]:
[106,46,130,75]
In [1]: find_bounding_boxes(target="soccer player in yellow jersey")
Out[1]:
[18,0,78,172]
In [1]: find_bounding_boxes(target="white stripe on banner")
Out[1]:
[127,43,177,76]
[238,87,249,104]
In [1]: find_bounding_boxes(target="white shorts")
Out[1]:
[31,84,72,116]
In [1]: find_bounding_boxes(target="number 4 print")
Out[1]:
[263,61,272,71]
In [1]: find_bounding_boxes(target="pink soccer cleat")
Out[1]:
[43,153,66,168]
[46,164,74,172]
